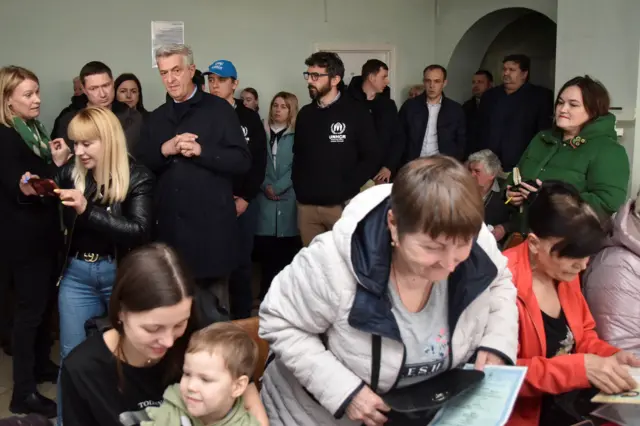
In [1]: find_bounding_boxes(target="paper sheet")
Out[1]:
[592,404,640,426]
[592,367,640,404]
[151,21,185,68]
[429,365,527,426]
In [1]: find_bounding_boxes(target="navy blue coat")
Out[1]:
[398,93,466,165]
[136,90,251,279]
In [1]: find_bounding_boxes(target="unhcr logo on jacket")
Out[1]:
[329,122,347,143]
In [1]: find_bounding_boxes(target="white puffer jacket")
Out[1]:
[259,184,518,426]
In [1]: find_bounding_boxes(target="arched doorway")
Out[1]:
[446,7,557,103]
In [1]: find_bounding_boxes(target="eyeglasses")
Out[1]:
[303,72,330,82]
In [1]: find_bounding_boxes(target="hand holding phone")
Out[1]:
[29,178,59,197]
[19,172,41,197]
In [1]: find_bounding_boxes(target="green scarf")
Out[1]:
[12,116,52,164]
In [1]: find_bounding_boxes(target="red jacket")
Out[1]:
[504,242,619,426]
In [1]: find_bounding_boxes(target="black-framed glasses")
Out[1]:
[303,72,330,82]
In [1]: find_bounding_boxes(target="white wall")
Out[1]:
[555,0,640,195]
[555,0,639,109]
[0,0,435,130]
[434,0,557,102]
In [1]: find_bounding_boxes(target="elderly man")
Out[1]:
[136,44,250,322]
[467,149,514,243]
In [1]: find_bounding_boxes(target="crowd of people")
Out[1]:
[0,41,637,426]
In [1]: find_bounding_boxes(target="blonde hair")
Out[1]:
[268,91,299,131]
[68,107,130,204]
[0,66,39,127]
[187,322,258,380]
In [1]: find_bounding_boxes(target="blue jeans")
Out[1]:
[57,257,116,424]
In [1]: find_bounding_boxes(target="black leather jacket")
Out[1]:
[55,160,155,263]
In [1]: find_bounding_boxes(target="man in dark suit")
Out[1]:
[475,54,554,170]
[398,64,466,165]
[136,44,250,321]
[462,70,493,158]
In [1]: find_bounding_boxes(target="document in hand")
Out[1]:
[592,367,640,405]
[428,365,527,426]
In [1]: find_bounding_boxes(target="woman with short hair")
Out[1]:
[507,76,629,217]
[259,155,518,426]
[0,65,70,417]
[504,181,640,426]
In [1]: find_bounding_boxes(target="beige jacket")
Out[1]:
[259,184,519,426]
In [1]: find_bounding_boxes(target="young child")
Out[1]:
[142,322,260,426]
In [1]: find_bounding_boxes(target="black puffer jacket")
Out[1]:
[55,159,155,261]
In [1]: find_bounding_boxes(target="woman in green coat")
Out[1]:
[507,76,629,217]
[254,92,301,299]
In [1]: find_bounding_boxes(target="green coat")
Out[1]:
[141,383,259,426]
[512,113,629,216]
[255,126,298,237]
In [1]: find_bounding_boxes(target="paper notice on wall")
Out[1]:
[151,21,185,68]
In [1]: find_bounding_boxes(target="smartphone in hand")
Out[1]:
[29,178,59,197]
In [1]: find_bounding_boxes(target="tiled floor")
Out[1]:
[0,343,59,419]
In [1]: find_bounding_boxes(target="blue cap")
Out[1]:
[205,60,237,79]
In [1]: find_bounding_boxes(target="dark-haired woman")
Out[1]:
[60,243,268,426]
[241,88,259,113]
[507,76,629,217]
[504,181,640,426]
[115,73,149,121]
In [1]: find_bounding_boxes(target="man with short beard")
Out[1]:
[292,52,379,246]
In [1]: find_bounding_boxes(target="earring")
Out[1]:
[391,240,397,247]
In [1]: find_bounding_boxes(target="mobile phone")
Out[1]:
[29,178,59,197]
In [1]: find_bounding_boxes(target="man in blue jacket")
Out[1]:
[397,64,466,166]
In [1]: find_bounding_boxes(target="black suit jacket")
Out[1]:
[398,93,466,165]
[476,83,554,169]
[462,96,480,159]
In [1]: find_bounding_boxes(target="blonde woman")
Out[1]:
[19,106,155,420]
[0,65,69,418]
[254,92,301,299]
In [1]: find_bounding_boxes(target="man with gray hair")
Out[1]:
[467,149,514,243]
[136,44,251,322]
